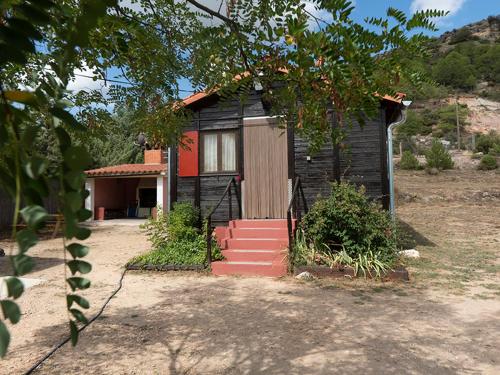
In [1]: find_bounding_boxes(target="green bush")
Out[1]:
[425,140,454,170]
[301,182,397,268]
[400,151,421,170]
[130,236,207,266]
[476,131,500,154]
[134,202,222,266]
[478,154,498,170]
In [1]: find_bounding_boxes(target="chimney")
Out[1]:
[144,149,163,164]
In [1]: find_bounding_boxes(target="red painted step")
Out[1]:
[230,219,292,229]
[211,219,292,277]
[225,238,288,250]
[229,228,288,238]
[222,249,287,262]
[211,261,287,277]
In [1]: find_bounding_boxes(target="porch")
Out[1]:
[85,150,168,221]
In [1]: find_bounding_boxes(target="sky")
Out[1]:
[69,0,499,98]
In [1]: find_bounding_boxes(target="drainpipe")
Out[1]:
[387,100,412,219]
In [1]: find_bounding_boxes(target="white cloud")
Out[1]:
[410,0,466,16]
[67,63,108,93]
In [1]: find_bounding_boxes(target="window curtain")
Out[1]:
[203,133,218,172]
[222,132,236,171]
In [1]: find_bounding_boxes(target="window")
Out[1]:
[201,130,238,173]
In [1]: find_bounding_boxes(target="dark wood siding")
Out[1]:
[339,111,387,201]
[173,89,393,224]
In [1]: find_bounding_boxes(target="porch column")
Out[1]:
[84,178,95,221]
[156,175,168,214]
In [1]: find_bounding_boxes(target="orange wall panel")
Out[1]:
[178,131,199,177]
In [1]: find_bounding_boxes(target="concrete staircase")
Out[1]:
[211,219,292,277]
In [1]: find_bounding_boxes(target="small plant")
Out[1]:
[425,140,454,170]
[476,131,500,154]
[134,202,222,266]
[400,151,421,170]
[302,182,398,269]
[331,249,390,278]
[478,154,498,170]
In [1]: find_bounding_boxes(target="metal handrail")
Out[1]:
[206,177,242,266]
[287,177,308,273]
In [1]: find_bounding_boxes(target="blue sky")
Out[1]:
[351,0,498,36]
[72,0,498,100]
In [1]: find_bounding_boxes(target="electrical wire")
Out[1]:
[23,268,128,375]
[72,73,196,93]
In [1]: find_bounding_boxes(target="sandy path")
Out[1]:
[28,274,500,374]
[0,224,150,374]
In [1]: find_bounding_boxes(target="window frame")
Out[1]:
[200,129,239,175]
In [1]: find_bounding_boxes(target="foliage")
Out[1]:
[475,131,500,154]
[478,154,498,170]
[72,0,446,151]
[84,106,144,169]
[433,51,476,89]
[397,104,467,140]
[325,248,390,278]
[0,0,116,356]
[400,151,421,170]
[136,202,221,266]
[301,182,398,266]
[425,140,454,170]
[449,27,473,44]
[129,236,208,266]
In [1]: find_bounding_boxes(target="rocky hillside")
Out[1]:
[398,15,500,141]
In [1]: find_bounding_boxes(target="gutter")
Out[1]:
[387,100,412,219]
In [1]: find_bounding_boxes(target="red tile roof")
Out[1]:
[85,164,166,177]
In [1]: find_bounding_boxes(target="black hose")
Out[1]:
[24,268,128,375]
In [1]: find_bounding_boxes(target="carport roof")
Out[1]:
[85,163,166,177]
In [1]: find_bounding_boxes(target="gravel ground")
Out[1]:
[0,169,499,374]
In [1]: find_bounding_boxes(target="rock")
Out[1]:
[398,249,420,258]
[426,167,439,175]
[295,271,315,281]
[0,248,4,257]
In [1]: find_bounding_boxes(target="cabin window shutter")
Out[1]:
[178,131,199,177]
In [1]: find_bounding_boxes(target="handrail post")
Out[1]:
[228,185,232,221]
[233,178,242,219]
[206,216,212,266]
[287,210,294,273]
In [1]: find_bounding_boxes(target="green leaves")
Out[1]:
[69,320,79,346]
[20,205,48,228]
[1,301,21,324]
[0,321,10,358]
[67,295,90,310]
[5,278,24,299]
[16,229,38,254]
[67,260,92,275]
[67,277,91,291]
[63,146,92,170]
[67,243,90,258]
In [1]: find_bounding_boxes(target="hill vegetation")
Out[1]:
[396,15,500,144]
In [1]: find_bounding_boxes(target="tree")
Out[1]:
[0,0,445,356]
[433,51,476,89]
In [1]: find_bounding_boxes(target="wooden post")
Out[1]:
[456,95,461,150]
[399,142,403,156]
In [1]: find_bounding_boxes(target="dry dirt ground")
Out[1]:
[1,169,499,374]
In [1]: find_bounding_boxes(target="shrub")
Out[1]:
[400,151,421,170]
[135,202,222,266]
[476,131,500,154]
[478,154,498,170]
[301,182,397,269]
[425,140,454,170]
